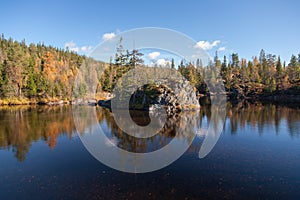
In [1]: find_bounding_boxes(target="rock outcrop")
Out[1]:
[98,66,200,115]
[99,81,200,115]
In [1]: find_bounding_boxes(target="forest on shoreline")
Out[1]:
[0,34,300,105]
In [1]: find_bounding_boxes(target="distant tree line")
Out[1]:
[0,34,300,104]
[178,50,300,96]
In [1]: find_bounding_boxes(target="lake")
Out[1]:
[0,103,300,199]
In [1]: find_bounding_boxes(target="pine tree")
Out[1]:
[288,55,299,81]
[259,49,266,64]
[247,60,254,82]
[231,53,240,86]
[261,56,269,85]
[25,56,37,97]
[187,63,197,86]
[171,58,175,69]
[196,58,202,68]
[220,55,230,89]
[4,41,25,96]
[115,37,127,67]
[214,51,221,68]
[276,56,283,89]
[240,58,249,85]
[128,49,144,67]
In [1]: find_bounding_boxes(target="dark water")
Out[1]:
[0,103,300,199]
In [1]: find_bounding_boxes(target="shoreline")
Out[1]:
[1,93,300,107]
[0,98,98,106]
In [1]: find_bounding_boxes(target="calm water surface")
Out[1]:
[0,103,300,199]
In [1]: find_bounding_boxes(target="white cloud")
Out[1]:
[102,32,116,40]
[81,46,93,53]
[64,41,93,54]
[148,51,160,59]
[218,46,226,51]
[64,41,79,52]
[194,40,220,50]
[156,59,170,66]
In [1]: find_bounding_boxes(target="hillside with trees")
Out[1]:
[0,34,84,104]
[0,34,300,105]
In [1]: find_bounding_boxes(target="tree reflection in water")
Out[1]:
[0,103,299,162]
[0,105,75,161]
[225,102,300,137]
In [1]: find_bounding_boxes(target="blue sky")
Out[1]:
[1,0,299,63]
